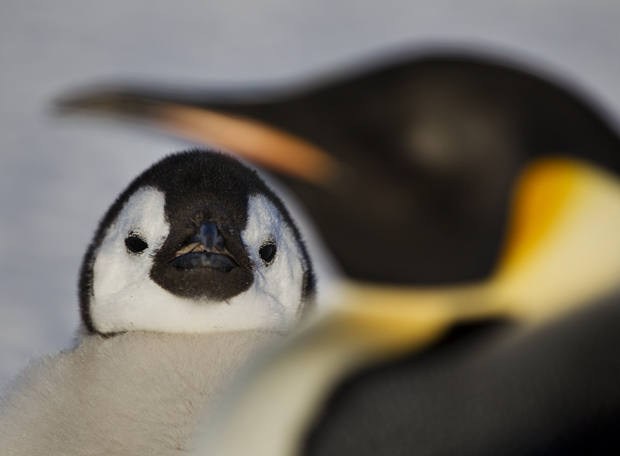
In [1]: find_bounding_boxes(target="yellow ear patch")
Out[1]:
[491,157,620,321]
[497,158,578,274]
[325,157,620,350]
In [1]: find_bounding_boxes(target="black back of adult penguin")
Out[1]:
[59,54,620,285]
[303,302,620,456]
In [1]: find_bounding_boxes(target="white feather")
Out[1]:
[0,330,282,455]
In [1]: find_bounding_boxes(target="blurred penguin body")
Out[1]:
[56,51,620,455]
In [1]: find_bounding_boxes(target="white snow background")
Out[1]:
[2,0,620,386]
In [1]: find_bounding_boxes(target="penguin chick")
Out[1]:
[0,149,315,456]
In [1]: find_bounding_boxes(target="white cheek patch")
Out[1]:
[230,194,306,329]
[91,189,307,334]
[91,187,170,332]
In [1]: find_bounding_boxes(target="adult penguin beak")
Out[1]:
[56,92,342,186]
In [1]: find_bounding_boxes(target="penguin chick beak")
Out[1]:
[168,221,239,273]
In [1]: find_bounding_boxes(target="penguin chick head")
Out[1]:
[79,150,315,336]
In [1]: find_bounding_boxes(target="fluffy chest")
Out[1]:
[0,330,280,455]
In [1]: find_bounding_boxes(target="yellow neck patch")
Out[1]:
[492,157,620,320]
[498,158,578,274]
[196,158,620,456]
[334,156,620,350]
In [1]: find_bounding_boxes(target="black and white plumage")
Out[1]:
[56,52,620,455]
[80,150,314,335]
[0,150,315,455]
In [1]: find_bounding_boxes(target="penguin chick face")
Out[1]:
[79,150,315,335]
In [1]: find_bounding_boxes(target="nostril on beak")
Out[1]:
[191,221,223,252]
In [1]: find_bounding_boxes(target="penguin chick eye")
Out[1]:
[125,235,148,254]
[259,242,277,265]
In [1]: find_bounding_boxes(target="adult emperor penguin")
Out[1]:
[0,150,315,455]
[58,50,620,455]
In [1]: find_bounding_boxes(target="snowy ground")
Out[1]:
[2,0,620,385]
